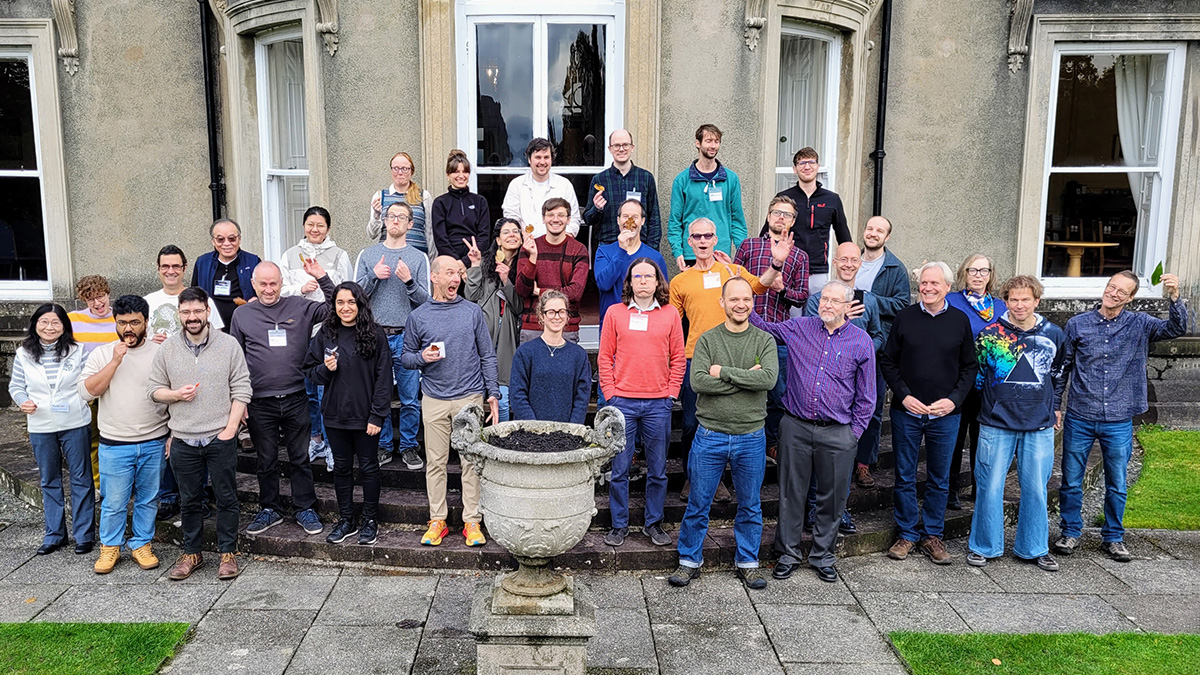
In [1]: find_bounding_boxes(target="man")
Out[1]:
[880,262,977,566]
[230,260,335,538]
[502,138,583,238]
[593,198,669,334]
[853,216,910,488]
[149,287,252,581]
[752,281,875,583]
[355,201,430,470]
[514,197,590,344]
[669,277,778,590]
[80,295,169,574]
[667,124,747,269]
[669,217,786,502]
[192,219,261,331]
[584,129,662,248]
[735,195,809,458]
[967,276,1067,572]
[1055,270,1188,562]
[769,147,851,292]
[401,256,500,547]
[146,245,224,338]
[68,274,114,492]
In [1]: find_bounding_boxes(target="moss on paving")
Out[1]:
[0,622,190,675]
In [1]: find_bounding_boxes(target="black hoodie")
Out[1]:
[975,312,1067,432]
[304,323,391,430]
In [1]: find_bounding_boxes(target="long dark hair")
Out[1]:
[320,282,379,359]
[23,304,75,363]
[483,217,524,287]
[621,258,670,306]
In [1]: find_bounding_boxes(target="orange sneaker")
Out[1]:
[421,520,449,546]
[463,522,486,547]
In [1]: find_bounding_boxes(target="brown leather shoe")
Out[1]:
[887,538,916,560]
[854,464,875,488]
[167,553,204,580]
[218,552,241,580]
[919,536,952,565]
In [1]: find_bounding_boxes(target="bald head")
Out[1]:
[430,255,457,275]
[833,242,862,284]
[251,261,283,305]
[430,255,463,301]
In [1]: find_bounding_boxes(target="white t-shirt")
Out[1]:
[145,289,225,337]
[857,254,885,291]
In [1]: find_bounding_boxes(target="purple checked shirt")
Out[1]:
[734,236,810,322]
[748,313,876,438]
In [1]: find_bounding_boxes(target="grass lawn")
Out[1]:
[0,622,190,675]
[890,632,1200,675]
[1124,427,1200,530]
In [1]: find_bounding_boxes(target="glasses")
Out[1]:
[632,274,657,281]
[768,209,797,220]
[386,215,411,222]
[213,235,239,244]
[966,268,991,276]
[116,319,145,329]
[391,166,413,174]
[36,318,63,328]
[542,309,568,318]
[834,257,861,264]
[1104,284,1132,300]
[158,264,185,272]
[609,143,633,151]
[689,232,716,241]
[795,160,819,167]
[818,297,847,306]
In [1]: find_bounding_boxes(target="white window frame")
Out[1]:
[255,25,309,263]
[772,22,841,193]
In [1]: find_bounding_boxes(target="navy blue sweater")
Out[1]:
[508,337,591,424]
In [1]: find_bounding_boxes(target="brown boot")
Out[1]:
[168,553,204,580]
[918,537,952,565]
[218,552,241,580]
[887,538,916,560]
[93,545,120,574]
[130,543,160,570]
[854,464,875,488]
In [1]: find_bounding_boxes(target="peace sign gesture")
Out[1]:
[463,237,483,267]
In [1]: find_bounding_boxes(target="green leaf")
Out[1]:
[1151,262,1164,286]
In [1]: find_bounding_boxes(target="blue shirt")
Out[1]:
[1061,299,1188,421]
[593,241,668,331]
[946,290,1007,337]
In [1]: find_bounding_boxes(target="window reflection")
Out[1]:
[547,24,605,166]
[477,23,534,167]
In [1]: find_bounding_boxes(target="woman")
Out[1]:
[304,282,391,546]
[279,206,351,468]
[508,290,591,424]
[431,149,492,265]
[464,217,524,421]
[945,253,1007,508]
[367,151,434,255]
[9,304,95,555]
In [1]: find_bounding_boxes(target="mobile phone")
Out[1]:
[854,289,865,304]
[324,346,338,358]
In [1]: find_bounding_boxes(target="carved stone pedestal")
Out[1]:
[470,578,595,675]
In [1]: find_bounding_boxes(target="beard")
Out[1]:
[122,330,147,348]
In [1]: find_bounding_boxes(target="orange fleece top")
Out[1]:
[668,263,768,358]
[598,302,686,400]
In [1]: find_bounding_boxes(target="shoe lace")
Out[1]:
[221,552,236,563]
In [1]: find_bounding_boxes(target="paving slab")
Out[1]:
[0,547,34,580]
[161,645,296,675]
[1102,594,1200,634]
[0,524,46,549]
[578,572,649,609]
[589,607,657,673]
[944,592,1138,633]
[213,573,339,611]
[981,557,1132,594]
[1066,530,1174,561]
[237,559,344,577]
[5,547,171,585]
[855,591,971,634]
[1094,559,1200,595]
[314,575,437,626]
[34,582,226,623]
[1134,530,1200,560]
[187,609,317,648]
[0,582,68,622]
[424,575,477,640]
[756,603,897,664]
[836,553,1004,593]
[784,665,909,675]
[642,573,760,625]
[411,636,477,674]
[286,624,422,675]
[748,568,856,606]
[653,621,784,674]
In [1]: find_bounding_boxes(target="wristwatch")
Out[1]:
[770,260,784,271]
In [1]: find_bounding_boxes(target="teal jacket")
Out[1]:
[667,160,747,261]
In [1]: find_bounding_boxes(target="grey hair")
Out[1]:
[688,217,717,235]
[822,279,855,302]
[251,261,281,282]
[915,261,954,286]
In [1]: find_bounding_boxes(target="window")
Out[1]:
[774,23,840,193]
[0,52,50,292]
[1039,43,1184,287]
[256,27,309,262]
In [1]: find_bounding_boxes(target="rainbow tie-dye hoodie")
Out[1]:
[974,312,1067,432]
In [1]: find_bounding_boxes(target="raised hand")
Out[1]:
[522,234,539,264]
[302,255,327,280]
[371,192,383,217]
[373,254,391,280]
[111,342,128,365]
[771,231,794,265]
[464,237,482,267]
[496,262,511,282]
[713,250,733,265]
[1161,273,1180,300]
[395,258,413,282]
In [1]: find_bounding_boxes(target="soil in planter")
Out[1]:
[489,430,591,453]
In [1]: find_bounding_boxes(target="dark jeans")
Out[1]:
[680,359,698,461]
[775,416,856,569]
[170,437,238,554]
[890,411,960,542]
[948,389,982,494]
[855,364,887,466]
[326,426,381,520]
[30,426,94,546]
[247,391,317,513]
[765,344,788,448]
[608,396,672,529]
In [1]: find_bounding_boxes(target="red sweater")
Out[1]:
[598,302,686,400]
[515,235,590,333]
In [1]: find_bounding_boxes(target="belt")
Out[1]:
[254,390,306,400]
[789,412,838,427]
[381,325,405,336]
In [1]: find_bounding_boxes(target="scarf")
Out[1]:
[963,289,994,322]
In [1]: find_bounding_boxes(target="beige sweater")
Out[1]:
[80,340,170,442]
[146,328,253,441]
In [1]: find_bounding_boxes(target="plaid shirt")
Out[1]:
[583,164,662,247]
[734,236,809,323]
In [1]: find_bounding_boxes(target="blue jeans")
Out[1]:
[608,397,672,529]
[99,439,164,549]
[1059,415,1134,543]
[891,411,960,541]
[498,384,510,423]
[856,365,887,465]
[677,426,766,568]
[379,334,421,452]
[306,377,325,439]
[765,344,788,447]
[968,425,1054,559]
[30,426,94,546]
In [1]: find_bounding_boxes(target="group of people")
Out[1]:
[10,124,1188,588]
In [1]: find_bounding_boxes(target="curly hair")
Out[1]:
[75,275,110,302]
[321,282,379,360]
[483,218,523,287]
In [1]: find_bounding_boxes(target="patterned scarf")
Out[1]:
[963,289,994,322]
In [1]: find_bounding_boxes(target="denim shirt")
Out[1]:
[1060,298,1189,421]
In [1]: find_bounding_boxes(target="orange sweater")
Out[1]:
[598,303,686,400]
[669,263,768,358]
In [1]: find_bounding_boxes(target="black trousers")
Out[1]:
[248,391,317,513]
[774,415,856,569]
[171,437,238,554]
[948,389,983,494]
[326,426,380,520]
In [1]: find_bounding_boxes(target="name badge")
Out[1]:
[702,272,721,289]
[629,313,649,331]
[52,402,70,414]
[268,329,287,347]
[708,188,723,202]
[214,279,232,296]
[625,190,642,203]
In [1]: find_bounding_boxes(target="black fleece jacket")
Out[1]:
[431,186,492,264]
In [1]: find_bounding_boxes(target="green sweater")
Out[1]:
[689,323,778,435]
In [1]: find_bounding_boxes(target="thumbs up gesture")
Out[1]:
[395,257,412,282]
[373,254,391,280]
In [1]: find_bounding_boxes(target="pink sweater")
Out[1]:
[598,302,686,400]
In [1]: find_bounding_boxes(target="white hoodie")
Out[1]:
[279,237,352,302]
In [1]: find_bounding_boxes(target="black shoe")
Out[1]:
[838,512,858,535]
[772,562,801,580]
[812,565,838,583]
[74,542,94,555]
[36,542,61,555]
[642,523,671,546]
[604,527,628,546]
[735,567,768,590]
[946,491,963,510]
[326,518,358,544]
[667,565,700,587]
[156,501,180,522]
[399,448,424,471]
[358,519,378,545]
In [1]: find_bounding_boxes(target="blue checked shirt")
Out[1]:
[583,164,662,247]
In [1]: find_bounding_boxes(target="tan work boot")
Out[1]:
[887,538,916,560]
[854,464,875,488]
[131,543,160,570]
[218,552,240,580]
[93,545,120,574]
[168,553,204,580]
[918,536,952,565]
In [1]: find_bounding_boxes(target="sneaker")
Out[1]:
[1101,541,1133,562]
[667,564,700,587]
[399,447,424,470]
[131,543,159,570]
[358,519,378,545]
[295,508,323,535]
[918,536,952,565]
[1027,554,1059,572]
[218,552,240,580]
[463,522,486,547]
[627,456,646,482]
[326,518,358,544]
[854,463,874,488]
[246,508,283,535]
[604,527,629,546]
[888,538,916,560]
[642,523,671,546]
[966,551,988,567]
[714,482,732,503]
[1053,536,1080,555]
[167,553,204,581]
[308,437,324,462]
[735,566,768,590]
[422,520,449,546]
[378,447,393,466]
[156,501,179,522]
[94,545,120,574]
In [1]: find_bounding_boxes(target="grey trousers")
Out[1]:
[774,414,857,568]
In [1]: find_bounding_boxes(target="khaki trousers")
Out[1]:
[424,393,484,523]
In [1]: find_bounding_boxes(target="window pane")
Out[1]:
[776,34,828,172]
[1042,172,1143,278]
[1051,53,1167,168]
[547,24,605,167]
[0,59,37,171]
[477,23,534,168]
[266,39,307,170]
[271,175,309,247]
[0,177,47,281]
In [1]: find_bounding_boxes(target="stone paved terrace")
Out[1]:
[0,491,1197,674]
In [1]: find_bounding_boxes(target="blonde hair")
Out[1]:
[390,151,422,204]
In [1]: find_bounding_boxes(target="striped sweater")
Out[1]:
[67,309,115,356]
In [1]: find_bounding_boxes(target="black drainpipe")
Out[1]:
[199,0,225,220]
[869,0,892,216]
